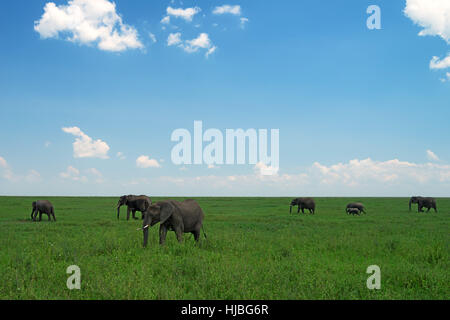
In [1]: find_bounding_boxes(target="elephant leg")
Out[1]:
[192,230,200,242]
[297,206,300,214]
[159,225,168,245]
[426,207,431,212]
[301,208,305,214]
[39,211,42,221]
[175,227,183,243]
[48,213,51,221]
[141,212,145,220]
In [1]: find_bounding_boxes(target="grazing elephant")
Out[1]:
[346,202,366,214]
[347,208,360,216]
[141,199,206,247]
[409,196,437,213]
[117,195,152,220]
[31,200,56,221]
[290,198,315,214]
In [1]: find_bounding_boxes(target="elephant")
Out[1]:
[347,208,361,216]
[140,199,206,247]
[117,195,152,220]
[409,196,437,213]
[31,200,56,221]
[346,202,366,215]
[290,198,315,214]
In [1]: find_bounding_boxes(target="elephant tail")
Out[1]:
[201,225,207,239]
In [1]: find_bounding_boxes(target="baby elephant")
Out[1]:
[346,202,366,215]
[31,200,56,221]
[347,208,361,216]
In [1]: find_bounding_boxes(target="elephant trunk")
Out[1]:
[289,205,292,214]
[117,204,121,219]
[143,227,149,248]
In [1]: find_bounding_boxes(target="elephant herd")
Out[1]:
[29,195,438,247]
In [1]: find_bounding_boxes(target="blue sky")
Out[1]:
[0,0,449,196]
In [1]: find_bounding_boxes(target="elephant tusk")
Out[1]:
[137,225,149,231]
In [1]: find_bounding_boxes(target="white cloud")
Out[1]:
[161,16,170,24]
[254,162,279,176]
[116,152,126,160]
[430,54,450,69]
[166,6,201,22]
[60,165,87,182]
[167,32,182,46]
[136,156,161,168]
[44,141,51,148]
[240,17,249,29]
[34,0,143,52]
[26,170,41,183]
[206,45,217,58]
[404,0,450,43]
[426,150,440,161]
[168,33,216,57]
[62,126,110,159]
[0,156,7,169]
[213,5,241,16]
[404,0,450,76]
[149,32,157,43]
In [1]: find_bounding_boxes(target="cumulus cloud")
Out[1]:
[426,150,440,161]
[254,162,279,176]
[165,6,201,22]
[404,0,450,74]
[62,126,110,159]
[60,166,86,182]
[168,32,216,57]
[34,0,143,52]
[310,158,450,186]
[167,32,182,46]
[404,0,450,43]
[430,54,450,69]
[136,156,161,168]
[213,5,241,16]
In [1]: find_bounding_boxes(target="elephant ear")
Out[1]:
[159,202,174,225]
[136,199,150,212]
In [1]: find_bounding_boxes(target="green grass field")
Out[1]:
[0,197,448,300]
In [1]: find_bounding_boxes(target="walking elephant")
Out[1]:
[140,199,206,247]
[117,195,152,220]
[31,200,56,221]
[409,196,437,213]
[290,198,315,214]
[346,202,366,214]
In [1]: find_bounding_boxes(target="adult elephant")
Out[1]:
[290,198,315,214]
[409,196,437,213]
[117,195,152,220]
[31,200,56,221]
[346,202,366,214]
[141,199,206,247]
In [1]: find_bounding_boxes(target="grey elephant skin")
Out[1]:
[346,202,366,214]
[141,199,206,247]
[31,200,56,221]
[290,198,315,214]
[117,195,152,220]
[409,196,437,212]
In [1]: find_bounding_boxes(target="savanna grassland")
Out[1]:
[0,197,448,300]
